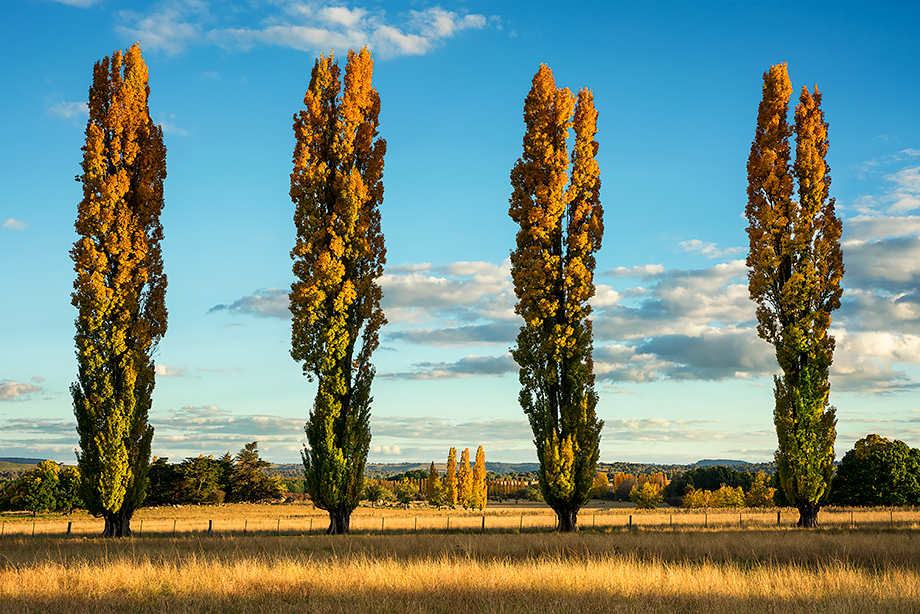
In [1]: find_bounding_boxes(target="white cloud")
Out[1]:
[155,364,188,377]
[605,264,666,279]
[47,0,101,6]
[679,239,744,259]
[47,101,88,121]
[371,444,402,455]
[2,218,28,231]
[0,380,43,401]
[115,3,489,58]
[157,113,187,136]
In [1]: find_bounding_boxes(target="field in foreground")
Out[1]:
[1,529,918,613]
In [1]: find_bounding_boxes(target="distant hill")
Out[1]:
[694,459,748,467]
[0,458,45,465]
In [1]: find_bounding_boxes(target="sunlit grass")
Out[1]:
[0,530,918,613]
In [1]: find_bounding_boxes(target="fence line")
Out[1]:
[1,508,918,538]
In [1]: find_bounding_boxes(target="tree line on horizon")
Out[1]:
[57,40,902,536]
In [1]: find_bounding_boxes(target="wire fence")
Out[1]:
[2,507,919,538]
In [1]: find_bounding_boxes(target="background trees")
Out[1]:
[71,43,167,538]
[290,47,387,535]
[746,63,843,527]
[509,63,604,532]
[831,435,920,507]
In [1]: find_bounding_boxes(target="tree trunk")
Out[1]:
[102,510,132,537]
[796,503,820,528]
[327,508,352,535]
[555,505,578,532]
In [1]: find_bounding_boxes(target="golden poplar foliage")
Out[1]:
[509,64,604,532]
[746,63,842,527]
[445,447,458,507]
[71,43,166,538]
[457,448,472,509]
[471,445,488,510]
[290,47,386,534]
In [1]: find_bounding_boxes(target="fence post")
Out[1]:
[777,511,781,526]
[670,514,673,529]
[208,520,213,537]
[628,515,632,530]
[67,521,72,536]
[173,519,177,535]
[244,519,248,534]
[593,514,596,529]
[850,510,853,528]
[139,520,143,536]
[520,515,523,532]
[1,522,4,537]
[704,513,707,528]
[415,517,418,531]
[482,516,485,533]
[310,518,313,532]
[447,516,450,531]
[32,523,35,537]
[381,517,384,532]
[890,510,894,528]
[739,513,742,528]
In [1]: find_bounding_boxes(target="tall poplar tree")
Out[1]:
[746,63,843,528]
[471,445,487,510]
[445,447,458,507]
[290,47,387,535]
[457,447,472,508]
[71,43,166,538]
[509,64,604,532]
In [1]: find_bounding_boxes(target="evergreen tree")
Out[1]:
[228,442,283,503]
[509,64,604,531]
[290,47,387,535]
[71,43,167,537]
[427,461,440,501]
[746,63,842,527]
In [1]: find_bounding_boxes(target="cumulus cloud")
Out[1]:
[605,264,666,279]
[46,101,88,121]
[379,354,517,380]
[3,218,28,231]
[370,444,401,455]
[115,2,488,58]
[0,380,43,401]
[208,287,290,318]
[371,416,532,444]
[387,321,518,347]
[155,364,188,377]
[679,239,744,259]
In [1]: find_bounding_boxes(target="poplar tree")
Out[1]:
[457,447,472,508]
[509,64,604,532]
[290,47,387,534]
[445,447,458,507]
[746,63,843,528]
[71,43,166,538]
[471,445,487,510]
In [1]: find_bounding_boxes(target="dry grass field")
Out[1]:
[1,504,919,613]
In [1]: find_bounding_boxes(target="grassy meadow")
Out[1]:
[1,504,919,613]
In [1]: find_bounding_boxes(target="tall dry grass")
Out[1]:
[1,530,918,613]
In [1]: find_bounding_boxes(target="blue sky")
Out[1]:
[1,0,918,465]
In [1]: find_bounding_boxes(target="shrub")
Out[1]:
[630,481,663,509]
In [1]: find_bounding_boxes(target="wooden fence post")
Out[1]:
[520,515,523,532]
[310,518,313,532]
[208,520,213,537]
[415,517,418,531]
[139,520,143,535]
[173,519,177,535]
[777,511,781,526]
[244,519,247,534]
[850,510,853,528]
[482,516,485,533]
[67,521,72,536]
[628,515,632,530]
[381,517,384,532]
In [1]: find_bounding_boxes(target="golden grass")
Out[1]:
[1,530,918,613]
[3,502,918,536]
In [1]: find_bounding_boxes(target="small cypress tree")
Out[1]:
[427,461,440,501]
